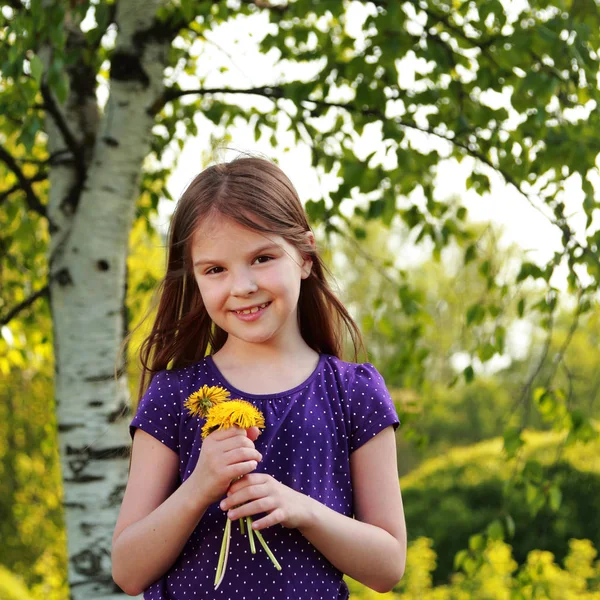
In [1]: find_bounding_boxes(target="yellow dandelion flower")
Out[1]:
[184,385,230,418]
[201,400,265,439]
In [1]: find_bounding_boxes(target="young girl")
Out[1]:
[111,157,407,598]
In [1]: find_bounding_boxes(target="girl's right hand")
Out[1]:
[189,427,263,505]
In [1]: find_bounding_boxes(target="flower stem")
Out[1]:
[247,517,256,553]
[239,517,245,535]
[214,517,231,588]
[254,527,282,570]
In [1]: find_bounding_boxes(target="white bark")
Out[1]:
[47,2,173,596]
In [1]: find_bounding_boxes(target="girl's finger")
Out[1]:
[211,426,247,440]
[222,482,266,510]
[227,497,274,520]
[246,426,261,442]
[226,460,258,480]
[220,434,255,453]
[250,509,284,530]
[224,447,262,466]
[227,473,269,495]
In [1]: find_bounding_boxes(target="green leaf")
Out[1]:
[181,0,194,21]
[29,54,44,84]
[305,199,326,223]
[468,533,485,552]
[466,172,491,194]
[486,519,504,541]
[466,303,485,326]
[464,243,477,265]
[54,71,70,104]
[567,409,598,444]
[454,549,468,570]
[503,426,524,458]
[353,226,367,240]
[478,343,496,362]
[525,482,539,505]
[504,514,515,539]
[494,326,506,352]
[517,262,547,283]
[463,365,474,383]
[523,459,544,483]
[548,485,562,512]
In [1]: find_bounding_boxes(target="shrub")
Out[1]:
[346,536,600,599]
[400,432,600,584]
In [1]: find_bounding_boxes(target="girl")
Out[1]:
[111,157,407,598]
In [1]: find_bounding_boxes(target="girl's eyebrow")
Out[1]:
[193,243,281,267]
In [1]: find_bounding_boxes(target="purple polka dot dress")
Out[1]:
[129,354,399,599]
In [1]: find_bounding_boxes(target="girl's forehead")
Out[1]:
[191,213,282,253]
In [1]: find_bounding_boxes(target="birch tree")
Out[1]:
[2,1,189,596]
[1,0,599,596]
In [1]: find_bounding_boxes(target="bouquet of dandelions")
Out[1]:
[184,385,282,589]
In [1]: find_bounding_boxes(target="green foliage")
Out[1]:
[0,344,67,599]
[400,431,600,584]
[2,0,600,596]
[347,536,600,598]
[0,566,35,600]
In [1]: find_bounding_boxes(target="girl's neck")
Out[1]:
[214,336,317,369]
[211,338,320,396]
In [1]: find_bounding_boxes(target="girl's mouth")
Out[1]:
[231,301,271,321]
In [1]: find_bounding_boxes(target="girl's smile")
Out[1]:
[230,301,272,321]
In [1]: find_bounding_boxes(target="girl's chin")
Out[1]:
[221,324,282,346]
[230,332,278,345]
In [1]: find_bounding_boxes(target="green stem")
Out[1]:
[247,516,256,553]
[214,517,231,587]
[239,517,245,535]
[254,527,282,570]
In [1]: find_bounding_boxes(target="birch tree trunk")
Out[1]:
[46,2,173,596]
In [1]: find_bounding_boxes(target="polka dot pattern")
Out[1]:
[129,354,399,599]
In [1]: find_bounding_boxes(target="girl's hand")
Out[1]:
[220,473,311,531]
[189,427,263,505]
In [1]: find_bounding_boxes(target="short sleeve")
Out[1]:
[348,363,400,453]
[129,369,181,453]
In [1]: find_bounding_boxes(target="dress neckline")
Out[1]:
[205,353,326,400]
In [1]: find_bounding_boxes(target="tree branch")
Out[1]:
[0,171,48,207]
[40,83,85,177]
[0,145,47,218]
[149,85,285,115]
[239,0,288,13]
[543,289,584,389]
[154,83,598,271]
[0,284,49,327]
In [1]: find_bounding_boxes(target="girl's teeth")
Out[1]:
[238,303,268,315]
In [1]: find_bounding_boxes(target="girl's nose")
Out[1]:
[230,269,258,296]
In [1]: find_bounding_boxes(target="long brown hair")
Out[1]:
[134,156,364,401]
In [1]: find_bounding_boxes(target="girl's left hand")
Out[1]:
[220,474,310,531]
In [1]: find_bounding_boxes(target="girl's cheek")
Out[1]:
[260,271,282,288]
[199,281,224,302]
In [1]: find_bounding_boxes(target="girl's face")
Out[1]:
[190,214,313,350]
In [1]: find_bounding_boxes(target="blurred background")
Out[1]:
[1,0,599,598]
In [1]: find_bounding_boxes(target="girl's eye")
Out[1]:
[254,255,273,264]
[205,266,224,275]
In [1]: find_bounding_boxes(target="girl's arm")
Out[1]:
[111,430,211,596]
[112,427,262,596]
[298,425,406,592]
[223,426,406,593]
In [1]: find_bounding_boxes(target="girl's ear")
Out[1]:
[301,231,315,279]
